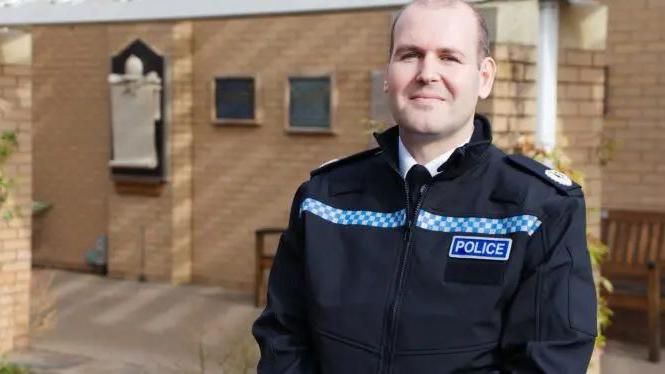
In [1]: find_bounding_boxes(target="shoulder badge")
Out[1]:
[505,154,581,196]
[310,147,382,177]
[544,169,573,187]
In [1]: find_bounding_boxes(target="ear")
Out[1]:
[477,57,497,100]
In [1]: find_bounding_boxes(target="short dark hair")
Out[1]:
[388,0,491,62]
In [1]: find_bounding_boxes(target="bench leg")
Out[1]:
[255,233,267,308]
[255,266,263,308]
[255,234,263,307]
[647,264,661,362]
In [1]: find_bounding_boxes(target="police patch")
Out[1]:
[449,236,512,261]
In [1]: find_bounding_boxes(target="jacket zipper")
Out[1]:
[381,181,430,374]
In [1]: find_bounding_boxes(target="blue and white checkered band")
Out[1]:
[416,211,542,236]
[300,198,406,228]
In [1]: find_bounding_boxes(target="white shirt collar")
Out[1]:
[398,135,472,179]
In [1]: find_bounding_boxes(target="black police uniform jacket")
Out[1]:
[253,115,597,374]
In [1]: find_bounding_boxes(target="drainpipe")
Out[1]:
[536,0,560,154]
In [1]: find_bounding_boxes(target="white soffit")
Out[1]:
[0,0,598,27]
[0,0,414,26]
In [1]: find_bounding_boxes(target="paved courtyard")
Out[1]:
[7,269,261,373]
[3,269,665,373]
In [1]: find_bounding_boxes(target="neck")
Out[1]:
[399,121,474,165]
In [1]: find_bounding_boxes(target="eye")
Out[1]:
[440,55,460,63]
[400,51,419,60]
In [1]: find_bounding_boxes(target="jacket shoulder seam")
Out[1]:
[310,148,381,177]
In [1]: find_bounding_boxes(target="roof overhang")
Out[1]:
[0,0,602,27]
[1,0,415,26]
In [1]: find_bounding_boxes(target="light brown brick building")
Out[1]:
[0,0,608,290]
[0,0,626,356]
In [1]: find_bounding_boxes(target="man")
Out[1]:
[253,0,597,372]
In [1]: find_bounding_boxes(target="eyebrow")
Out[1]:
[393,45,466,58]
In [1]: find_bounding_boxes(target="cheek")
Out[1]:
[447,73,479,100]
[387,67,414,94]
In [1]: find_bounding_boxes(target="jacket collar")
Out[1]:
[373,113,493,180]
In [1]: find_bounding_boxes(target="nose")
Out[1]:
[416,54,441,84]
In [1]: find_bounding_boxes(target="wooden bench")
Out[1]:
[254,227,285,307]
[601,209,665,362]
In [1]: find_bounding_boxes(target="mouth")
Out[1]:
[410,94,444,102]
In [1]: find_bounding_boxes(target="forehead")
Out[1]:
[393,4,478,53]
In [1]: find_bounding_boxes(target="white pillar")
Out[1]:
[536,0,560,153]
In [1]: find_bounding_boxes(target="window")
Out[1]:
[287,76,333,132]
[212,77,259,124]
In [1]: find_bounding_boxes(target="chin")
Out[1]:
[399,114,450,136]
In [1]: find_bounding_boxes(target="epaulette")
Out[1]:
[310,147,382,177]
[505,154,581,196]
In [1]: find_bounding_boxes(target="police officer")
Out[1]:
[253,0,597,372]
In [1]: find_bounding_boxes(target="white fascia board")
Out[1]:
[0,0,411,26]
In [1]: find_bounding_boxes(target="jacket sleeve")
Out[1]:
[499,193,597,373]
[252,183,318,373]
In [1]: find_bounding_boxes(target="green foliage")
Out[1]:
[0,131,17,163]
[0,131,23,372]
[0,130,18,221]
[0,361,30,374]
[0,130,20,224]
[587,234,613,348]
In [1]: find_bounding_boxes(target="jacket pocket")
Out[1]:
[314,328,380,374]
[444,258,507,285]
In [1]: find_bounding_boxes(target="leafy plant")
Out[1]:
[0,360,30,374]
[0,130,19,223]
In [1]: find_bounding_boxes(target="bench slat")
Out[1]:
[648,222,661,262]
[637,223,650,265]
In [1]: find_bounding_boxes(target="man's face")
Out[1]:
[385,4,495,138]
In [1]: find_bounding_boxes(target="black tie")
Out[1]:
[406,164,431,215]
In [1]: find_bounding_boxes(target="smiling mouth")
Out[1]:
[410,95,444,101]
[410,97,445,105]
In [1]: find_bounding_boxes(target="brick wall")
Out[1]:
[482,44,606,236]
[105,22,182,281]
[0,64,32,354]
[31,10,395,289]
[601,0,665,211]
[32,25,111,270]
[170,21,194,283]
[32,22,194,282]
[190,10,394,289]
